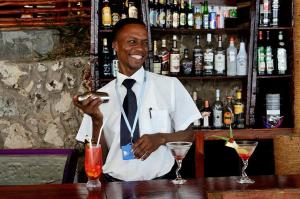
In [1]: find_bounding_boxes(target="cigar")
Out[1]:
[77,91,109,103]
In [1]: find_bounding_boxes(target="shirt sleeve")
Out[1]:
[75,114,93,142]
[171,78,202,132]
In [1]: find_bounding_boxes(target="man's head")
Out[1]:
[112,18,149,76]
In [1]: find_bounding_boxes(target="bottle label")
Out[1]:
[159,11,166,26]
[214,54,225,72]
[203,14,209,29]
[277,48,287,71]
[129,6,138,18]
[204,52,213,69]
[153,62,162,74]
[194,15,202,29]
[258,46,266,74]
[166,10,172,28]
[213,110,223,127]
[150,9,155,26]
[182,62,193,75]
[102,7,112,26]
[234,104,244,114]
[172,13,179,28]
[112,60,119,77]
[194,53,203,74]
[229,51,236,62]
[188,13,194,27]
[203,115,210,127]
[180,13,186,26]
[224,112,233,125]
[112,13,120,26]
[170,54,180,72]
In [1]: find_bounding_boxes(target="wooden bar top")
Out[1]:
[2,175,300,199]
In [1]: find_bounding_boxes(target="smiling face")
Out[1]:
[112,24,148,76]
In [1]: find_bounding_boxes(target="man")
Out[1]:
[73,18,201,181]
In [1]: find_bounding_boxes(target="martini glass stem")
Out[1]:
[175,160,183,181]
[241,159,249,179]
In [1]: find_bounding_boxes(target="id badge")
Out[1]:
[121,143,135,160]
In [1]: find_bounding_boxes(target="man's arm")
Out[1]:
[132,125,194,160]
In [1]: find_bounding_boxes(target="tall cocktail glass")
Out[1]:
[85,143,102,188]
[166,141,192,184]
[235,140,258,184]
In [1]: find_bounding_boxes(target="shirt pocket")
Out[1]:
[150,109,171,133]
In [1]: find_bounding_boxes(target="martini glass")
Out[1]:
[166,141,192,184]
[235,140,258,184]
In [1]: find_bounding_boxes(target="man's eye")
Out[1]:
[128,40,136,44]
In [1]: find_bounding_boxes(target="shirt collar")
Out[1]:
[117,67,145,87]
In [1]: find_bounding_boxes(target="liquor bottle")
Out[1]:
[202,0,209,29]
[128,0,138,18]
[234,89,245,129]
[257,31,266,75]
[200,100,212,129]
[236,41,248,76]
[152,0,159,27]
[212,89,223,129]
[265,31,274,75]
[226,37,237,76]
[209,6,217,29]
[165,0,173,28]
[153,40,161,74]
[194,5,202,30]
[172,0,179,28]
[169,35,180,75]
[277,31,287,75]
[102,38,111,77]
[214,35,226,76]
[161,39,170,75]
[272,0,279,27]
[192,91,201,129]
[111,49,118,77]
[111,5,120,26]
[181,48,193,75]
[102,0,112,29]
[120,0,127,19]
[203,33,214,76]
[149,0,156,27]
[223,96,234,128]
[179,0,187,28]
[262,0,270,27]
[158,0,166,28]
[187,0,194,28]
[193,35,203,76]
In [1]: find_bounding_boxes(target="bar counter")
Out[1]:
[2,175,300,199]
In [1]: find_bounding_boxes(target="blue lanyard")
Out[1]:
[115,71,147,142]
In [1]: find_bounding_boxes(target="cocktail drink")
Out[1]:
[166,141,192,184]
[235,141,258,184]
[85,143,102,188]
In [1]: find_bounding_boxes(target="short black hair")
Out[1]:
[112,18,146,42]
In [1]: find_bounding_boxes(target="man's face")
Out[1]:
[112,24,148,76]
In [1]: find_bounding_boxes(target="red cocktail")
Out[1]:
[85,144,102,188]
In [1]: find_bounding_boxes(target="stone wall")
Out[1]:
[0,29,90,149]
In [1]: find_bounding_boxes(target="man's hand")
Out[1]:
[132,134,166,161]
[73,95,103,122]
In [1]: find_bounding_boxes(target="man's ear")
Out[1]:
[112,41,118,51]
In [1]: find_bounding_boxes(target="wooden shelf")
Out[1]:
[258,26,293,31]
[99,29,112,33]
[151,27,249,34]
[195,127,293,140]
[256,75,293,79]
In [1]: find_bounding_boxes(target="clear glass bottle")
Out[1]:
[277,31,287,75]
[181,48,193,75]
[212,89,223,129]
[226,37,237,76]
[203,33,214,76]
[128,0,138,18]
[214,35,226,76]
[236,41,248,76]
[234,89,245,129]
[153,40,162,74]
[201,100,212,129]
[193,35,203,76]
[161,39,170,75]
[170,35,180,75]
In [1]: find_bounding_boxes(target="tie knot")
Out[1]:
[122,79,136,90]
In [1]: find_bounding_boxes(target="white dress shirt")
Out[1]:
[76,67,201,181]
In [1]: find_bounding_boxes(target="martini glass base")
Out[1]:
[171,178,187,185]
[237,176,255,184]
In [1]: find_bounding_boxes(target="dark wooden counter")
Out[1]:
[1,175,300,199]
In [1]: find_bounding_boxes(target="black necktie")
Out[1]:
[120,79,140,147]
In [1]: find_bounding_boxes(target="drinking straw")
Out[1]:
[96,117,107,147]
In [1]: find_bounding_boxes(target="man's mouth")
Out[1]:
[130,55,143,60]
